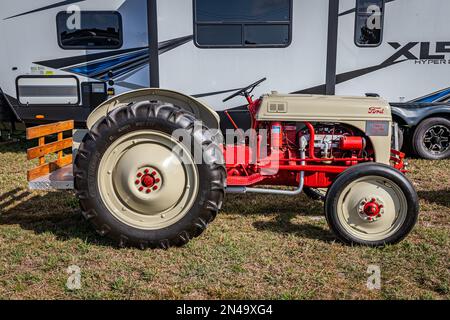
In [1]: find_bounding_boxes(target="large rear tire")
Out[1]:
[74,101,226,248]
[325,163,419,246]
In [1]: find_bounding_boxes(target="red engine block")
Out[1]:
[223,121,372,189]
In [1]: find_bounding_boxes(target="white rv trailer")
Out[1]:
[0,0,449,141]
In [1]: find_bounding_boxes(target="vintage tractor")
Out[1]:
[26,78,419,248]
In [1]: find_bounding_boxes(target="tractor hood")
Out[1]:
[257,93,392,122]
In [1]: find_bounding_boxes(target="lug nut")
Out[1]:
[155,178,160,183]
[146,189,151,194]
[137,172,142,178]
[135,179,140,185]
[139,186,144,192]
[144,169,149,174]
[153,186,158,191]
[151,171,156,176]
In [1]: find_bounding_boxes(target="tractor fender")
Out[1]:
[87,88,220,130]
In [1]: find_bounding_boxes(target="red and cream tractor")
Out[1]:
[26,78,419,248]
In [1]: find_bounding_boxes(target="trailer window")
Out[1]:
[57,11,123,50]
[194,0,292,48]
[355,0,384,47]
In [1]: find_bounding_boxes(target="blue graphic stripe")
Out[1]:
[416,88,450,103]
[67,50,148,77]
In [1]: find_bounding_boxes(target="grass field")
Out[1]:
[0,141,448,300]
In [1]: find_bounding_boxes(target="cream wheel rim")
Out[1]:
[336,176,408,241]
[97,130,199,230]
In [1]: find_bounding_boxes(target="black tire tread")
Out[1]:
[412,117,450,160]
[324,163,419,247]
[74,102,226,249]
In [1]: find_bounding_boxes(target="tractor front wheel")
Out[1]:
[74,102,226,248]
[325,163,419,246]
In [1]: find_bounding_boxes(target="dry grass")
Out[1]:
[0,141,448,300]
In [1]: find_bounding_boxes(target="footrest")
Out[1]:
[28,165,74,190]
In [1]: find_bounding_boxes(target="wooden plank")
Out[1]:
[26,120,74,140]
[57,132,63,160]
[38,137,45,165]
[27,155,73,181]
[27,137,73,160]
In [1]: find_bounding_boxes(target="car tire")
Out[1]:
[412,117,450,160]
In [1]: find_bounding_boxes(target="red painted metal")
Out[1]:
[304,172,334,188]
[363,199,383,217]
[270,157,372,163]
[141,175,155,188]
[266,165,348,174]
[221,93,398,190]
[271,122,283,149]
[227,173,266,186]
[391,149,407,171]
[304,122,317,159]
[339,136,364,150]
[224,110,239,130]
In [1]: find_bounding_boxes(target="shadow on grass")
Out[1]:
[224,194,335,243]
[223,193,324,216]
[418,189,450,208]
[252,212,335,242]
[0,188,114,247]
[0,187,335,246]
[0,137,29,154]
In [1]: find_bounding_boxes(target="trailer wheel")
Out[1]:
[303,188,327,201]
[325,163,418,246]
[74,101,226,248]
[412,117,450,159]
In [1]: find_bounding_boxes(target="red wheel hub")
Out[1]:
[134,167,163,194]
[141,174,155,188]
[363,198,382,217]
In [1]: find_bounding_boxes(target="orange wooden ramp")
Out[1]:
[26,121,74,190]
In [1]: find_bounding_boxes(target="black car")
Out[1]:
[391,88,450,160]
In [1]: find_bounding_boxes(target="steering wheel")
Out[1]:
[222,78,267,103]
